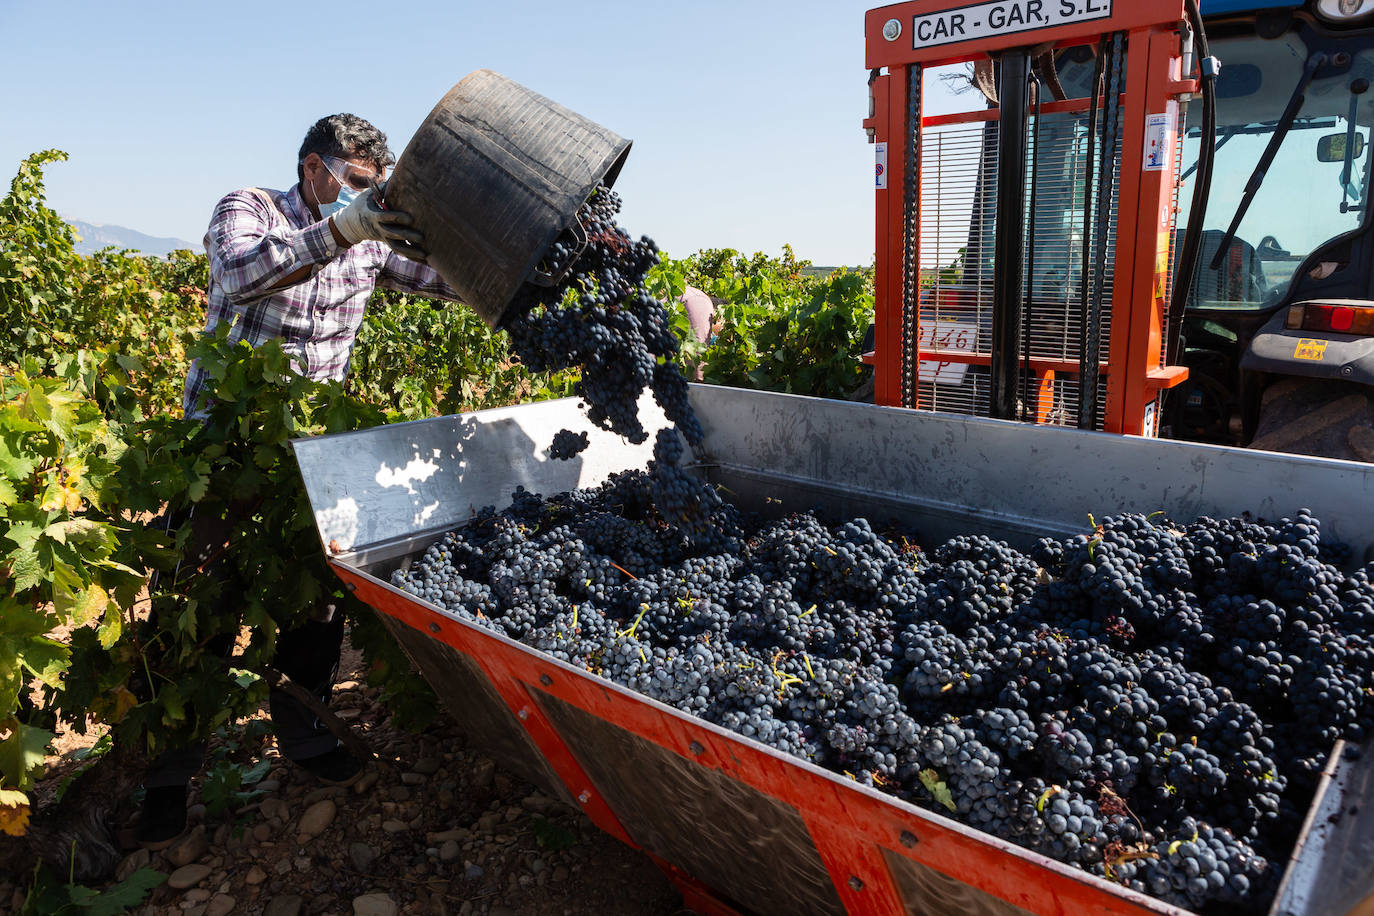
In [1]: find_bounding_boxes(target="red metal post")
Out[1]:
[1099,25,1187,433]
[1107,26,1191,435]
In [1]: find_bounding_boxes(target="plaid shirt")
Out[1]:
[184,184,457,415]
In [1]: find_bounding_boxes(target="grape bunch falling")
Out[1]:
[394,487,1374,914]
[503,184,705,456]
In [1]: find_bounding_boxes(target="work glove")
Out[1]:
[331,182,430,263]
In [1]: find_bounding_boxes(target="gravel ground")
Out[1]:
[1,632,686,916]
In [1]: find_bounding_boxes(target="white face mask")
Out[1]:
[317,182,360,219]
[307,156,369,218]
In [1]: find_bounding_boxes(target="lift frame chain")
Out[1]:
[901,63,922,410]
[1080,32,1126,430]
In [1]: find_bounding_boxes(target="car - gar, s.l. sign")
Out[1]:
[911,0,1112,50]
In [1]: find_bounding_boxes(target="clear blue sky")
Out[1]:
[1,0,954,267]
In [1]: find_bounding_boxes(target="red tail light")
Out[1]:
[1286,301,1374,335]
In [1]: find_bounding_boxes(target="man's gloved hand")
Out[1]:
[331,183,430,263]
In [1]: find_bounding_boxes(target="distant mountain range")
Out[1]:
[66,219,200,257]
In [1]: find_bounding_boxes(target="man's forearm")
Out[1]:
[254,219,349,293]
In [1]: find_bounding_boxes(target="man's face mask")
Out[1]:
[310,155,378,218]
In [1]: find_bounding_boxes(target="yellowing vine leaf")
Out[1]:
[97,599,123,649]
[92,685,138,725]
[0,787,30,836]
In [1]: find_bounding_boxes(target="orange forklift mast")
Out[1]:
[863,0,1199,435]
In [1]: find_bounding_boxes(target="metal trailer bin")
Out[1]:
[291,386,1374,916]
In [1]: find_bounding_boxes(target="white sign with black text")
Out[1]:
[911,0,1113,51]
[918,321,978,385]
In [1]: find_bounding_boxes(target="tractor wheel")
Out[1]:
[1249,378,1374,462]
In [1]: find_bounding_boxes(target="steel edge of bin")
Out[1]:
[331,554,1191,916]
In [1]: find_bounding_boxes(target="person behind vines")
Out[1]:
[137,113,461,847]
[679,284,723,380]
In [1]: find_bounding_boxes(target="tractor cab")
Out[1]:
[863,0,1374,460]
[1171,5,1374,457]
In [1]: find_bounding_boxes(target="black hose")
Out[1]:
[1166,0,1218,369]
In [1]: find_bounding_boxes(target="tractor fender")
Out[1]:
[1241,307,1374,387]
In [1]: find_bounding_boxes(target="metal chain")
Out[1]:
[1083,32,1126,430]
[901,64,922,410]
[1021,72,1042,422]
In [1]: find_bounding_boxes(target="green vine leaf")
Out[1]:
[919,768,958,812]
[0,719,53,791]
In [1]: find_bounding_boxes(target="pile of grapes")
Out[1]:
[407,187,1374,913]
[394,475,1372,912]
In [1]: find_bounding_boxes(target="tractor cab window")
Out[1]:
[1178,27,1374,311]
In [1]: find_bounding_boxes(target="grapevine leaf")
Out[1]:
[2,513,46,590]
[176,604,199,640]
[0,787,30,836]
[0,596,52,638]
[0,434,39,483]
[43,517,115,551]
[95,557,144,578]
[96,599,122,649]
[0,720,53,790]
[919,768,957,812]
[16,635,69,688]
[159,683,186,726]
[50,560,90,620]
[6,542,44,592]
[94,686,138,725]
[79,867,168,916]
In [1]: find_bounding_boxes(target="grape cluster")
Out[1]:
[502,185,704,449]
[392,492,1373,914]
[547,429,589,461]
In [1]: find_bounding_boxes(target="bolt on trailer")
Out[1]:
[862,0,1374,460]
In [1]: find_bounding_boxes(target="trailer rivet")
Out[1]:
[428,622,440,634]
[900,830,919,848]
[689,741,705,756]
[518,707,530,720]
[578,791,591,804]
[848,876,865,892]
[882,18,901,41]
[539,674,553,686]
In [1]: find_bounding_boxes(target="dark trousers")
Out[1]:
[143,504,345,788]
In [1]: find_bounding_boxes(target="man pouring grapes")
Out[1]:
[138,113,460,847]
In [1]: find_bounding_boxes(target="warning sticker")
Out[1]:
[911,0,1113,51]
[876,142,888,190]
[1143,112,1173,172]
[1294,338,1328,361]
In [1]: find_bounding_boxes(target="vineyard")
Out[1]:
[0,151,873,909]
[8,141,1373,916]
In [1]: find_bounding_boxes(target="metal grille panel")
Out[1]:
[918,120,998,417]
[918,102,1123,430]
